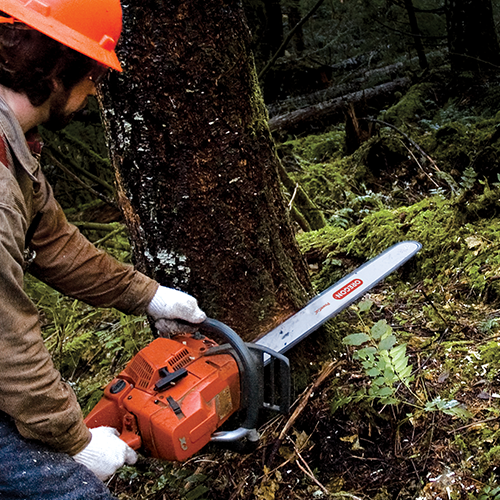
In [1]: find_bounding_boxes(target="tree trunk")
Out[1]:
[446,0,500,73]
[99,0,312,340]
[287,0,305,54]
[403,0,428,70]
[242,0,283,73]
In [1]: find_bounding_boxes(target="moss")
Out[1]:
[281,128,346,163]
[381,83,437,127]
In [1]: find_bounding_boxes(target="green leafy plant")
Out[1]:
[475,485,500,500]
[338,300,471,420]
[343,310,413,405]
[424,396,472,420]
[460,165,478,191]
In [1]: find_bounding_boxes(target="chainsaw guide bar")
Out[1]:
[256,241,422,360]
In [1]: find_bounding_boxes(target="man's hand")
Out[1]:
[73,427,137,481]
[146,286,206,336]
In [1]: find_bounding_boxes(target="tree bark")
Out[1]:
[403,0,428,70]
[445,0,500,73]
[99,0,312,340]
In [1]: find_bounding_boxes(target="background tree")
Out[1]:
[403,0,428,70]
[285,0,306,55]
[445,0,500,72]
[99,0,312,340]
[242,0,283,73]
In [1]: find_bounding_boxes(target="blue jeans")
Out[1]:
[0,411,116,499]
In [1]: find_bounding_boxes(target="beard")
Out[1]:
[43,88,86,131]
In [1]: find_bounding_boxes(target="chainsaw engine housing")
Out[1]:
[85,333,241,461]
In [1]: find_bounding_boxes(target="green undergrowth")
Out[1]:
[25,274,155,415]
[275,80,500,498]
[297,188,500,302]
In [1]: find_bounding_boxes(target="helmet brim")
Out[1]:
[1,0,122,71]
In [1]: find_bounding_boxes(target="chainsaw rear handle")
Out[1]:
[198,318,261,444]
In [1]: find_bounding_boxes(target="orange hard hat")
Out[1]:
[1,0,123,71]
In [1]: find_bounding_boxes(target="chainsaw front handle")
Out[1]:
[200,318,291,447]
[199,318,261,443]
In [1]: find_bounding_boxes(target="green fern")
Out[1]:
[343,316,413,405]
[460,166,478,191]
[476,485,500,500]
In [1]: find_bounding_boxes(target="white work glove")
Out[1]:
[73,427,137,481]
[147,285,206,337]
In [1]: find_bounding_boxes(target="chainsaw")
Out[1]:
[85,241,421,462]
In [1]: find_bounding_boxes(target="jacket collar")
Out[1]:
[0,95,39,181]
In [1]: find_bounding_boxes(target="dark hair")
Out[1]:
[0,13,99,106]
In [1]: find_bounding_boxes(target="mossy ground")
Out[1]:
[26,75,500,499]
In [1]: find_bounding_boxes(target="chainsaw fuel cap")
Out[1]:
[109,379,127,394]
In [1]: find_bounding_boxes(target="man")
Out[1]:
[0,0,206,498]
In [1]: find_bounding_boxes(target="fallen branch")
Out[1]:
[362,117,441,173]
[46,151,118,208]
[269,78,410,137]
[266,359,342,466]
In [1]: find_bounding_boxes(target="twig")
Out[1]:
[61,130,112,170]
[72,222,123,231]
[350,455,384,461]
[479,333,500,344]
[94,226,124,247]
[399,139,440,188]
[267,360,342,466]
[447,417,499,434]
[362,117,441,172]
[330,494,365,500]
[280,360,340,440]
[228,477,248,500]
[45,151,118,208]
[448,52,500,71]
[288,183,299,211]
[259,0,327,81]
[46,141,115,195]
[257,424,317,482]
[295,446,329,495]
[295,448,365,500]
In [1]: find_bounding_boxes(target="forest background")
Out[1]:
[27,0,500,498]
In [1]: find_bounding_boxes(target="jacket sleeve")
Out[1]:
[0,175,91,456]
[29,175,158,315]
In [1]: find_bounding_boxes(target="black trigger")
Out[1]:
[167,396,184,418]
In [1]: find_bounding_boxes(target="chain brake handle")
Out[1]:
[199,318,291,448]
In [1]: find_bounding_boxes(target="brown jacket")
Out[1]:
[0,96,158,455]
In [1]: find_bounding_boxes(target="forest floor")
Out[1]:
[31,67,500,499]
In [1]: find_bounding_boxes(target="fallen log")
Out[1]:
[266,62,405,118]
[268,77,411,137]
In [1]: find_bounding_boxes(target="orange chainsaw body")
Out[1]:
[84,334,241,462]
